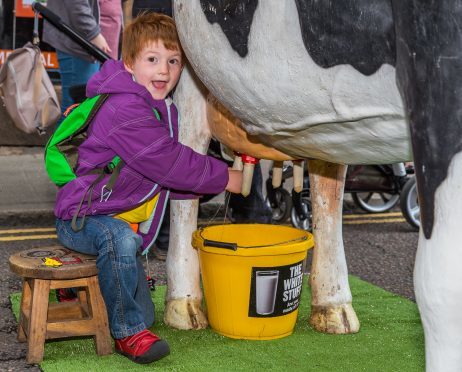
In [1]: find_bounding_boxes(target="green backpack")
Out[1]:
[44,93,124,231]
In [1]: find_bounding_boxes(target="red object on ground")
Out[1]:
[56,288,78,302]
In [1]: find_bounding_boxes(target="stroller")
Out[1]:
[266,162,417,231]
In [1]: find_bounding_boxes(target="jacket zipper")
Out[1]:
[138,101,174,204]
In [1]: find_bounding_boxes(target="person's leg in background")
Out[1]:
[1,0,13,47]
[122,0,134,26]
[56,50,100,117]
[228,162,273,223]
[99,0,123,60]
[132,0,172,18]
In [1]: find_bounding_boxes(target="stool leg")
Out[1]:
[27,279,50,364]
[18,279,31,342]
[76,287,89,318]
[87,276,112,355]
[77,287,88,305]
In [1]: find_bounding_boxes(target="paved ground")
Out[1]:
[0,147,56,217]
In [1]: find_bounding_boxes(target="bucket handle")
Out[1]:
[203,239,238,251]
[192,228,309,251]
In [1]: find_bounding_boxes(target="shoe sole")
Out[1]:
[116,339,170,364]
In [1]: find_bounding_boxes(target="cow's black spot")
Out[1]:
[200,0,258,57]
[295,0,395,76]
[393,0,462,239]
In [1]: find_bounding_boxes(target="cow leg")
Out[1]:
[165,199,207,329]
[307,159,359,334]
[414,155,462,371]
[392,1,462,369]
[164,65,209,329]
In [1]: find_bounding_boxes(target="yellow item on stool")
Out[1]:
[42,257,63,267]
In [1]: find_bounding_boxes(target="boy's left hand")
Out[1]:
[226,169,243,194]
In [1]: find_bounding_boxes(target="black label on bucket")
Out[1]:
[248,260,304,318]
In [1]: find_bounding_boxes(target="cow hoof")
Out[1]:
[164,298,208,330]
[309,303,360,334]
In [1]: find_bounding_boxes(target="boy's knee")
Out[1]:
[117,234,142,258]
[100,223,142,260]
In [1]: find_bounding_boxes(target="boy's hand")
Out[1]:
[226,169,243,194]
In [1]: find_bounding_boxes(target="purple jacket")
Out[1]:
[55,60,229,253]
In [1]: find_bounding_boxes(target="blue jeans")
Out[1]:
[56,50,100,118]
[56,216,155,339]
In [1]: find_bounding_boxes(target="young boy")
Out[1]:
[55,13,242,364]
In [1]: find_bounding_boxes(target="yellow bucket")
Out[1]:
[192,224,314,340]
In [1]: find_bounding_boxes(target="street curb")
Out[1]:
[0,209,56,226]
[0,202,227,227]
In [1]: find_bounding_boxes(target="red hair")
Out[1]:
[122,12,183,67]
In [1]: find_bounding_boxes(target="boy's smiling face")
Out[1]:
[125,41,183,100]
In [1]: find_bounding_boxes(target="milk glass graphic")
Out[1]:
[256,270,279,315]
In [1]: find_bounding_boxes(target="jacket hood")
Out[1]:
[86,60,155,105]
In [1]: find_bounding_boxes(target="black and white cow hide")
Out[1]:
[166,1,462,370]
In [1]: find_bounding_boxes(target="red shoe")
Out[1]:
[115,329,170,364]
[56,288,78,302]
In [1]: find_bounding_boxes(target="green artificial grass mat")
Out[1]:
[10,276,424,371]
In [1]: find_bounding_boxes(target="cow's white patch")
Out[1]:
[175,0,411,164]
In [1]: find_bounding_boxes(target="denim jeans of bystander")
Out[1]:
[56,50,100,119]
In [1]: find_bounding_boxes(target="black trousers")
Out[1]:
[132,0,172,18]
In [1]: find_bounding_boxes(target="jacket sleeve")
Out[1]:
[105,100,229,196]
[67,0,101,41]
[42,0,100,62]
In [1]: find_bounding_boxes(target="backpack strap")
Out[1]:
[70,93,124,232]
[71,159,125,232]
[56,94,111,174]
[99,159,125,202]
[71,171,106,232]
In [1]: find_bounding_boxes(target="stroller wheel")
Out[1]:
[399,176,420,230]
[351,192,399,213]
[291,197,312,232]
[265,188,292,223]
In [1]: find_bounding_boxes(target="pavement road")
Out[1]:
[0,210,419,371]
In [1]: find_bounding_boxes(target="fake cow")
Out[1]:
[165,1,462,370]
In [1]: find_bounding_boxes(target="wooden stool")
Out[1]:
[9,246,112,364]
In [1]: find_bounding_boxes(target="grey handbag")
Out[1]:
[0,11,60,134]
[0,42,61,135]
